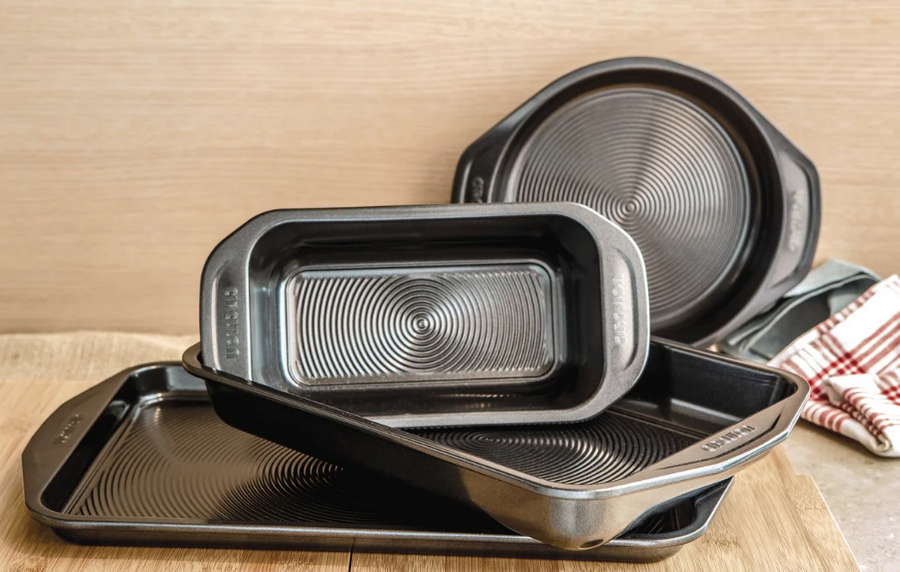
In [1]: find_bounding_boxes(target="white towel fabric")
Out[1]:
[769,275,900,457]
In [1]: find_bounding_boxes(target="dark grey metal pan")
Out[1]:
[185,338,807,550]
[200,203,649,427]
[22,363,731,562]
[453,57,820,347]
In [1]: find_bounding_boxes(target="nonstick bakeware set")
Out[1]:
[23,363,732,562]
[184,338,807,550]
[24,56,815,561]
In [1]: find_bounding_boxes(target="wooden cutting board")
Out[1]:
[0,377,858,572]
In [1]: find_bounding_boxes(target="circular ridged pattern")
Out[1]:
[510,87,751,329]
[73,402,387,523]
[290,265,555,384]
[416,412,693,486]
[67,397,677,535]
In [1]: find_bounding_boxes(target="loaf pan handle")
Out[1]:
[595,242,651,414]
[200,212,265,381]
[552,203,651,421]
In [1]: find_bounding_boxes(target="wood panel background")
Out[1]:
[2,0,899,334]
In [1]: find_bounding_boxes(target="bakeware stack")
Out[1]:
[23,362,733,561]
[24,56,815,562]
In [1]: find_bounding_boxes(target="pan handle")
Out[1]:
[616,369,809,493]
[762,141,821,293]
[597,242,651,409]
[21,373,126,513]
[556,202,651,421]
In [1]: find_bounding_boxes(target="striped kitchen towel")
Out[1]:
[769,275,900,457]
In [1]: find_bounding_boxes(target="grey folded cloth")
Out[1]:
[718,259,880,362]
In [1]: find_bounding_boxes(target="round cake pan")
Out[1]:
[453,57,820,346]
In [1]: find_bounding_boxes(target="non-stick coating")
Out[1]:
[66,401,385,523]
[417,410,695,486]
[454,58,821,347]
[509,86,751,329]
[64,398,501,529]
[63,396,678,535]
[285,263,556,385]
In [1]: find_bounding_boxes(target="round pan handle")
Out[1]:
[760,138,821,294]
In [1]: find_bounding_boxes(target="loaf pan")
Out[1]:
[200,203,649,427]
[185,338,807,550]
[22,363,731,562]
[453,57,820,346]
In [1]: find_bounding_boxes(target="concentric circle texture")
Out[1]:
[290,265,555,384]
[71,402,388,523]
[416,411,694,486]
[66,398,678,535]
[510,87,751,329]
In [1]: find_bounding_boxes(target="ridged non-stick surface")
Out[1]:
[416,411,694,486]
[66,400,391,523]
[509,87,751,328]
[61,397,677,535]
[286,264,556,385]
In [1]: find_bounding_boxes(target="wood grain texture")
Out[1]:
[0,378,350,572]
[0,333,858,572]
[1,0,900,333]
[348,454,859,572]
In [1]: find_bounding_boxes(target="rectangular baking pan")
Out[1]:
[22,363,730,562]
[200,202,649,427]
[185,338,808,550]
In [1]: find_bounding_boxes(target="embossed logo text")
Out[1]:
[52,414,84,444]
[700,425,756,452]
[222,286,241,359]
[787,190,806,253]
[470,176,485,202]
[610,274,628,346]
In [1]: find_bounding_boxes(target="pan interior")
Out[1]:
[508,86,752,330]
[412,341,794,485]
[283,263,558,386]
[415,410,697,486]
[61,395,504,531]
[55,386,686,535]
[248,212,607,414]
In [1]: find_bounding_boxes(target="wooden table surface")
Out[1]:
[1,379,859,572]
[0,340,859,572]
[2,1,900,334]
